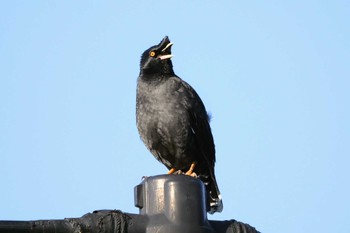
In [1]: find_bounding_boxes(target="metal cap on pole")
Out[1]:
[134,174,214,233]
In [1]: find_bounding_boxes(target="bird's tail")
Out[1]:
[207,174,223,214]
[200,173,223,214]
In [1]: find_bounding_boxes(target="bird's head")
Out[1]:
[140,36,174,76]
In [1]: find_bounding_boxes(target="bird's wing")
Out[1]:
[174,77,216,172]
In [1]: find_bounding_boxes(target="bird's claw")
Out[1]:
[167,168,176,174]
[185,171,198,178]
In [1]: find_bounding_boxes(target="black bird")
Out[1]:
[136,36,223,214]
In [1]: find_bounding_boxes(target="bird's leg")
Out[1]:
[167,168,176,174]
[185,163,196,177]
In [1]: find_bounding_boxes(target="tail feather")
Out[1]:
[208,176,223,214]
[199,174,223,214]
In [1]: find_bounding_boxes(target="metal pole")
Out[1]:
[0,175,259,233]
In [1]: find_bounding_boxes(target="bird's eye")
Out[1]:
[149,51,156,57]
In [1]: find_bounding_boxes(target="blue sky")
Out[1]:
[1,1,349,232]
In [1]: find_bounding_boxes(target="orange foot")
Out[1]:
[185,163,197,177]
[167,168,176,174]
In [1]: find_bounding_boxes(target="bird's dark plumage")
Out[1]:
[136,36,223,214]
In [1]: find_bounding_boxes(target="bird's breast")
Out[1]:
[137,82,191,140]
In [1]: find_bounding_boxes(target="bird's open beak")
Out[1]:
[158,39,173,60]
[159,54,173,60]
[161,42,173,52]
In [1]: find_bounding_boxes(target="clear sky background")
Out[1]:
[0,1,349,233]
